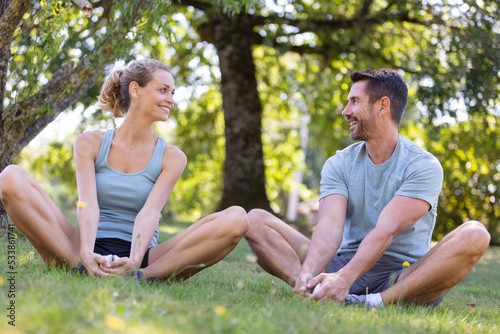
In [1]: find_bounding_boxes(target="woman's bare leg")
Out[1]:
[143,206,249,280]
[0,165,80,267]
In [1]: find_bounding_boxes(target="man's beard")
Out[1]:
[350,111,376,141]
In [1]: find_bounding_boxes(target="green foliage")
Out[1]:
[252,0,499,121]
[163,88,226,222]
[134,5,228,221]
[255,47,307,211]
[402,115,500,245]
[14,138,78,212]
[7,1,72,103]
[5,0,170,128]
[416,0,500,121]
[5,0,249,118]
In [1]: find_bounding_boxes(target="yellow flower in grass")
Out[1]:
[214,305,226,316]
[75,200,87,208]
[0,276,4,286]
[104,315,125,330]
[246,254,257,263]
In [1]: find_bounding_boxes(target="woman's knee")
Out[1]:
[0,165,27,199]
[221,206,249,236]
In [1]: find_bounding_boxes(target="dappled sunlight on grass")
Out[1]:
[478,245,499,262]
[158,224,186,235]
[157,222,193,242]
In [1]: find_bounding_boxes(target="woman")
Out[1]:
[0,59,249,280]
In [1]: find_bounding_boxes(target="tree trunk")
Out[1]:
[210,12,272,212]
[0,0,21,229]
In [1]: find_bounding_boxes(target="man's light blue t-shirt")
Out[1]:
[320,135,443,263]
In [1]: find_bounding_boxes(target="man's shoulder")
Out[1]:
[326,141,365,163]
[321,142,364,180]
[398,135,442,171]
[399,136,438,159]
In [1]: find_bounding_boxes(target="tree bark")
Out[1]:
[210,12,272,212]
[0,0,30,229]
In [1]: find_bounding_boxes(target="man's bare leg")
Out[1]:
[244,209,310,286]
[379,221,490,305]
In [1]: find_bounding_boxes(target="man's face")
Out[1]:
[341,80,377,141]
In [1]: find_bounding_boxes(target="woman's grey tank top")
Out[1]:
[94,128,166,248]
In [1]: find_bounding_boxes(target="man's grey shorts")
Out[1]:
[327,252,445,307]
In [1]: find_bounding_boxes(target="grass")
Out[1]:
[0,223,499,334]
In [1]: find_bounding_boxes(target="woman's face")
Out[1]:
[135,69,175,122]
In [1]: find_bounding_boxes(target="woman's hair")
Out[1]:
[98,59,171,117]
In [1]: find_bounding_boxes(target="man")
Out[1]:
[244,69,490,307]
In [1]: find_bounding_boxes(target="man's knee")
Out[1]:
[245,209,273,239]
[247,208,269,224]
[454,221,490,256]
[461,220,490,247]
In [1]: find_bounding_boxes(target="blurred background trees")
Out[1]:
[2,0,499,244]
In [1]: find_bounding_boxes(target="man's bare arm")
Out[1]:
[309,195,430,301]
[294,194,347,295]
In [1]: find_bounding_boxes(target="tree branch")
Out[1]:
[176,0,433,36]
[69,0,93,18]
[177,0,213,11]
[15,70,101,152]
[358,0,373,19]
[1,61,75,121]
[255,7,430,36]
[0,0,30,46]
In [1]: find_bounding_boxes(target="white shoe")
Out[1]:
[345,293,383,307]
[103,254,113,265]
[102,254,121,265]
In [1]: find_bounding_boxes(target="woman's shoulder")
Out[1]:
[161,143,187,169]
[74,131,105,155]
[163,143,186,159]
[75,130,105,141]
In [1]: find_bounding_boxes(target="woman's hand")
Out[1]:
[80,252,110,277]
[100,257,140,276]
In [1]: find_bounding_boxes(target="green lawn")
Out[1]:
[1,223,499,334]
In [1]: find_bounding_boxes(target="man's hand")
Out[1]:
[307,272,351,302]
[294,272,314,297]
